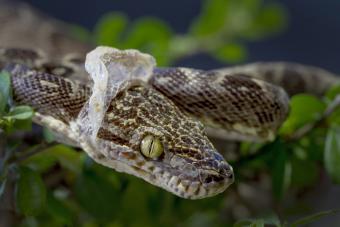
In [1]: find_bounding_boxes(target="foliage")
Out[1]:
[93,0,287,65]
[0,71,33,132]
[1,0,340,226]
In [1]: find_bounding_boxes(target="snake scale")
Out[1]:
[0,2,339,199]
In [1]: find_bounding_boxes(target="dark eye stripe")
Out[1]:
[97,128,130,147]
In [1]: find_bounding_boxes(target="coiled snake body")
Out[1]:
[0,3,339,199]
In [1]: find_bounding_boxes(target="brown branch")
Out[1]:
[288,94,340,141]
[8,141,59,165]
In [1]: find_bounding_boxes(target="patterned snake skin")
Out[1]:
[0,2,339,199]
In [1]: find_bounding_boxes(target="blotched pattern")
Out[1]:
[151,68,289,141]
[3,57,234,199]
[1,47,339,199]
[0,3,339,200]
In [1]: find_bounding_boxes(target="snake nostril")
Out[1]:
[218,164,234,180]
[204,176,213,184]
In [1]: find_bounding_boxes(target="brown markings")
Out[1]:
[194,186,200,196]
[221,74,262,91]
[168,148,204,161]
[97,128,130,147]
[151,68,290,140]
[281,68,306,95]
[189,100,218,110]
[148,165,155,171]
[263,68,277,82]
[119,151,137,160]
[10,65,90,124]
[136,160,146,167]
[3,48,42,67]
[94,153,106,160]
[39,63,74,78]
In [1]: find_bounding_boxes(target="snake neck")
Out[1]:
[4,64,90,124]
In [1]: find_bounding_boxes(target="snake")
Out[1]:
[0,2,339,199]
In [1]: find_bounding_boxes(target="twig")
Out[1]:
[8,141,58,164]
[288,94,340,141]
[290,209,340,227]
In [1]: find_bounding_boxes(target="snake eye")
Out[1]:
[140,135,164,159]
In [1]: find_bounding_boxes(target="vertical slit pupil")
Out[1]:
[149,138,154,156]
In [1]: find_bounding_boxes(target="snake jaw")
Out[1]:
[137,161,234,199]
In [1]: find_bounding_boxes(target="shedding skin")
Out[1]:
[1,46,339,198]
[0,3,339,200]
[3,62,234,199]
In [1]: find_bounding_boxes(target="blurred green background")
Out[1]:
[1,0,340,226]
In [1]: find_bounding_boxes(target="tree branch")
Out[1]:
[288,95,340,141]
[8,141,59,165]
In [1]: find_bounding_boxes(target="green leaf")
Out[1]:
[119,178,152,226]
[6,106,34,120]
[43,128,55,143]
[290,156,318,188]
[325,84,340,101]
[243,3,287,40]
[213,42,247,63]
[16,166,47,216]
[74,169,120,222]
[0,71,11,114]
[324,126,340,184]
[270,140,291,199]
[47,193,73,225]
[190,0,229,37]
[280,94,326,135]
[327,94,340,126]
[290,209,340,227]
[22,151,58,173]
[123,17,172,66]
[12,118,33,131]
[302,129,328,161]
[95,12,128,47]
[328,107,340,126]
[23,145,83,175]
[124,17,172,47]
[250,219,264,227]
[89,159,122,189]
[258,3,287,32]
[70,24,92,43]
[42,145,82,174]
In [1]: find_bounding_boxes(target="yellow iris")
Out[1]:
[140,135,164,159]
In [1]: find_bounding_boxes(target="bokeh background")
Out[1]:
[21,0,340,72]
[1,0,340,226]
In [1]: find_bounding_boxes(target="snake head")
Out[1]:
[72,47,233,199]
[82,84,234,199]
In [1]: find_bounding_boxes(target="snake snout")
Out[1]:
[200,164,234,184]
[198,161,234,196]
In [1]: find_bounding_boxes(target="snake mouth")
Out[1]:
[122,158,234,199]
[135,160,234,199]
[82,137,233,199]
[164,168,234,199]
[196,164,234,198]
